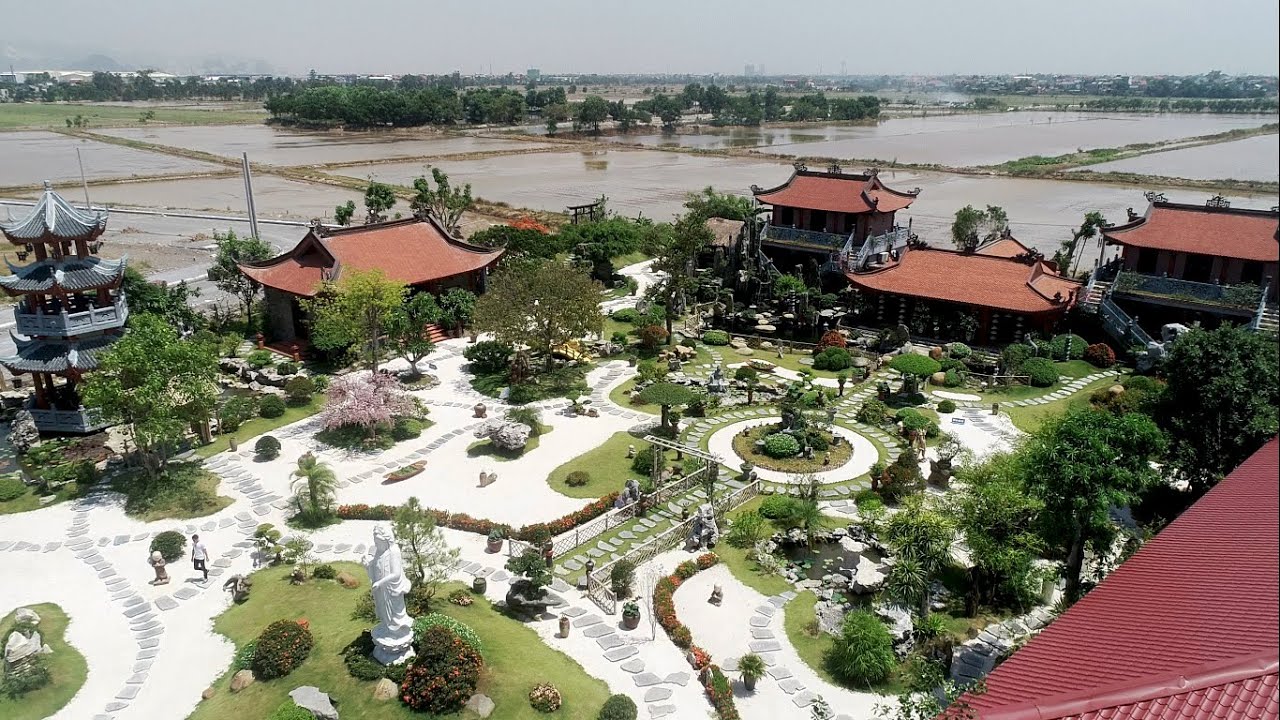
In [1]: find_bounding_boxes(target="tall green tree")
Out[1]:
[305,269,408,371]
[363,181,397,223]
[120,267,203,332]
[1158,325,1279,494]
[950,205,1009,251]
[291,452,338,523]
[883,496,953,619]
[207,229,274,326]
[81,315,219,482]
[650,215,712,342]
[1022,407,1165,603]
[472,260,602,370]
[387,292,442,378]
[334,200,356,226]
[410,168,473,236]
[683,186,752,222]
[393,496,461,598]
[1055,211,1107,275]
[636,382,697,432]
[575,95,610,133]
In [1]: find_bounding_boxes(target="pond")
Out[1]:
[780,535,886,583]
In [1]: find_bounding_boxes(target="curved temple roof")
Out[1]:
[0,256,127,296]
[0,333,119,375]
[754,169,918,215]
[1,183,108,245]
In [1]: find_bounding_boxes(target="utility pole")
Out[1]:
[75,148,91,206]
[241,152,260,239]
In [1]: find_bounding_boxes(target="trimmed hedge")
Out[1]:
[813,346,852,371]
[149,530,188,562]
[701,330,730,346]
[762,433,801,458]
[412,614,482,655]
[464,340,513,375]
[252,620,314,680]
[268,702,315,720]
[1019,357,1060,387]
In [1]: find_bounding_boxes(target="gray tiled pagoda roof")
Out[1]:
[1,183,108,244]
[0,256,127,294]
[0,332,119,374]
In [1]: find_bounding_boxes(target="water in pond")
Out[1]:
[781,539,884,582]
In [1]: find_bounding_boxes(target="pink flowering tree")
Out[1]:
[321,372,418,438]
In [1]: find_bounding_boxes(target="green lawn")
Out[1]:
[0,481,81,515]
[197,396,326,459]
[1005,376,1115,433]
[545,431,646,499]
[971,360,1107,404]
[110,462,233,521]
[190,564,611,720]
[0,604,88,720]
[715,498,794,596]
[0,102,266,130]
[607,378,659,414]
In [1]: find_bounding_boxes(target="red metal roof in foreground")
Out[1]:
[753,170,918,214]
[847,246,1080,315]
[968,438,1280,720]
[1102,201,1279,263]
[239,217,502,297]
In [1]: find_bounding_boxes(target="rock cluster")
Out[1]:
[473,420,532,452]
[950,607,1056,686]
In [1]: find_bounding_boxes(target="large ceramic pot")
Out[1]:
[472,576,487,594]
[623,613,641,630]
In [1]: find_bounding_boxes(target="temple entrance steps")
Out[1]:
[423,323,451,344]
[1078,280,1111,313]
[1257,304,1279,333]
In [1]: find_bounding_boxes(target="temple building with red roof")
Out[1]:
[965,437,1279,720]
[844,234,1081,343]
[239,215,502,344]
[752,164,919,257]
[1086,195,1279,337]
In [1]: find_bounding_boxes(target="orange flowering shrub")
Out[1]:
[251,620,314,679]
[400,626,482,713]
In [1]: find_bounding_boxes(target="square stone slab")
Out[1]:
[561,606,587,618]
[767,666,794,680]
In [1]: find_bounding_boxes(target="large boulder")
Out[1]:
[465,693,495,718]
[14,608,40,625]
[814,600,847,636]
[229,669,256,693]
[10,410,39,455]
[474,420,531,452]
[848,555,888,594]
[289,686,339,720]
[874,603,915,657]
[3,630,42,664]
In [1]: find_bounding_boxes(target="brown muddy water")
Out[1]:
[0,131,220,186]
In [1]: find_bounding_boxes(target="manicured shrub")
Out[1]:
[611,558,636,596]
[701,329,730,346]
[610,307,639,323]
[813,346,853,371]
[268,701,314,720]
[726,510,766,548]
[400,626,482,714]
[637,324,668,350]
[255,435,281,460]
[815,329,847,353]
[0,476,26,502]
[252,620,314,680]
[1085,342,1116,368]
[939,357,967,373]
[856,398,889,424]
[341,631,386,680]
[1001,343,1034,372]
[412,614,482,655]
[312,564,336,579]
[1019,357,1060,387]
[828,611,895,685]
[565,470,591,487]
[149,530,188,562]
[259,394,286,419]
[943,369,964,387]
[0,654,50,697]
[762,432,801,458]
[598,693,639,720]
[246,349,275,369]
[276,361,299,376]
[232,640,258,672]
[947,342,972,359]
[284,376,315,405]
[937,399,957,414]
[880,451,924,502]
[631,445,656,475]
[896,408,931,433]
[219,395,257,432]
[391,417,423,441]
[674,560,699,580]
[669,624,693,648]
[759,494,801,520]
[464,340,513,375]
[1046,333,1087,360]
[529,682,562,712]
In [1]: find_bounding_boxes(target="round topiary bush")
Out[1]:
[565,470,591,487]
[252,620,314,680]
[284,376,315,405]
[255,435,281,460]
[829,611,895,685]
[889,353,942,378]
[149,530,187,562]
[400,625,482,714]
[1046,333,1087,360]
[268,701,315,720]
[813,346,853,371]
[412,614,482,655]
[896,408,932,433]
[1085,342,1116,368]
[463,340,514,375]
[1001,343,1034,372]
[610,307,639,323]
[701,329,730,346]
[943,369,964,387]
[937,399,957,414]
[598,693,639,720]
[762,432,801,458]
[947,342,972,359]
[312,564,336,579]
[1019,357,1060,387]
[0,476,26,502]
[259,394,286,419]
[276,361,299,376]
[529,683,563,713]
[759,494,802,520]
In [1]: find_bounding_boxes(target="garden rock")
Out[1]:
[848,555,889,594]
[14,608,40,625]
[3,630,43,664]
[874,603,915,656]
[202,687,216,700]
[465,693,495,718]
[814,600,847,636]
[229,669,256,692]
[289,685,339,720]
[473,420,531,452]
[9,410,39,454]
[372,678,397,701]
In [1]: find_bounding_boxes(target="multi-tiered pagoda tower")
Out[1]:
[0,183,127,433]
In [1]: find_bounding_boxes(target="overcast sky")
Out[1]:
[7,0,1278,76]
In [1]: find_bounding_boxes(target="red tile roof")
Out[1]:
[847,246,1080,314]
[968,438,1280,720]
[976,236,1034,258]
[1103,201,1279,263]
[239,217,502,297]
[754,170,918,215]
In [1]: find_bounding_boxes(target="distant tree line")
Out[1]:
[1082,97,1278,113]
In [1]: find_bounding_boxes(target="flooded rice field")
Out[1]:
[1072,133,1279,183]
[96,125,552,166]
[597,112,1277,167]
[0,131,220,186]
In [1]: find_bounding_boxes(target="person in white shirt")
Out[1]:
[191,534,209,582]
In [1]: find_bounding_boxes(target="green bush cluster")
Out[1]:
[1001,343,1034,371]
[0,654,50,697]
[701,329,730,345]
[943,369,964,387]
[259,394,287,419]
[464,340,513,375]
[762,432,801,458]
[285,376,315,405]
[630,445,656,475]
[610,308,639,323]
[219,395,258,432]
[0,476,26,502]
[828,611,895,684]
[947,342,972,359]
[726,510,766,548]
[412,614,483,655]
[246,349,275,369]
[610,559,636,596]
[856,399,889,424]
[565,471,591,487]
[813,346,853,371]
[937,399,957,414]
[312,564,336,579]
[276,361,299,376]
[598,693,639,720]
[252,620,314,679]
[1019,357,1060,387]
[760,494,802,520]
[391,417,424,441]
[268,702,314,720]
[1045,333,1087,360]
[255,435,281,460]
[149,530,188,562]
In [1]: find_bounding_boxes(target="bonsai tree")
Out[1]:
[889,354,941,396]
[737,652,767,692]
[505,548,552,605]
[254,435,281,460]
[610,558,636,597]
[734,366,761,404]
[637,382,696,432]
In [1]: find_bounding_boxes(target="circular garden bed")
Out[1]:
[732,424,853,473]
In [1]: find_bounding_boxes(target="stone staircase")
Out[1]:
[1077,279,1111,313]
[1256,303,1279,334]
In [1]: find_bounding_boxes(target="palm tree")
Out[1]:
[291,452,338,523]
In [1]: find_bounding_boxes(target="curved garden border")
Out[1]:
[707,418,878,485]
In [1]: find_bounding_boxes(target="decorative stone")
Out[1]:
[229,669,256,692]
[372,678,397,701]
[4,629,42,663]
[289,686,339,720]
[202,687,216,700]
[14,608,40,625]
[465,693,495,718]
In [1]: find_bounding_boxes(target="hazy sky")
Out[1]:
[7,0,1278,76]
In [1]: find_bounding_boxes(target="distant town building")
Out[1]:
[526,68,541,82]
[0,184,127,433]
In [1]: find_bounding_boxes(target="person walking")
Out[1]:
[191,534,209,583]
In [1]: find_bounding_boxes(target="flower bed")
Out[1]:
[336,492,620,542]
[650,552,741,719]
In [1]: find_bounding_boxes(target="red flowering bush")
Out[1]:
[703,665,741,720]
[1085,342,1116,368]
[669,624,693,649]
[815,330,847,354]
[674,560,699,580]
[696,552,719,570]
[252,620,314,680]
[400,626,483,714]
[511,216,551,234]
[688,644,711,670]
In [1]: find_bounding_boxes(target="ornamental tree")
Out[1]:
[650,214,713,342]
[1021,407,1165,603]
[207,229,274,326]
[387,292,442,378]
[472,260,602,370]
[363,181,396,224]
[305,269,407,372]
[81,314,219,482]
[410,168,473,236]
[320,372,418,437]
[393,496,461,600]
[637,382,696,431]
[950,204,1008,251]
[883,496,953,619]
[889,353,941,395]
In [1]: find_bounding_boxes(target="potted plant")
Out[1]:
[486,527,505,553]
[737,652,767,692]
[622,601,641,630]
